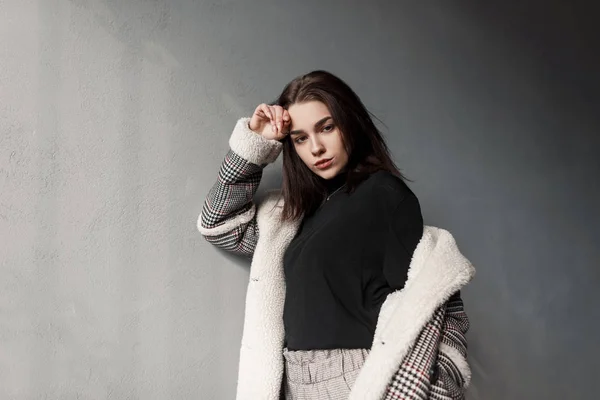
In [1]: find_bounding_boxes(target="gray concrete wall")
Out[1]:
[1,1,598,399]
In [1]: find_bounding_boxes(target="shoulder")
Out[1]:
[361,170,416,202]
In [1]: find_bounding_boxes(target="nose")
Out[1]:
[310,137,325,157]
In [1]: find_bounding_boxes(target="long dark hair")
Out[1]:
[273,70,408,221]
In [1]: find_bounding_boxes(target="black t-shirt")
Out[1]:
[282,170,424,351]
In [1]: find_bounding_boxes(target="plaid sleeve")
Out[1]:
[198,150,263,257]
[383,292,470,400]
[198,117,283,257]
[429,292,471,400]
[384,305,446,400]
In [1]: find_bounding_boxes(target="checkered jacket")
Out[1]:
[198,118,474,400]
[199,149,262,257]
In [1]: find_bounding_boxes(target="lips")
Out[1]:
[314,157,334,169]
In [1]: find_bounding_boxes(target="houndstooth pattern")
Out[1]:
[200,150,262,257]
[385,292,469,400]
[429,293,470,400]
[384,307,445,400]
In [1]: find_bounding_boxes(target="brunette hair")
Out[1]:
[273,70,408,221]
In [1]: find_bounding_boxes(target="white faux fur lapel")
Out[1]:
[235,191,474,400]
[236,192,300,400]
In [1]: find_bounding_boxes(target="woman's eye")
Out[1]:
[294,136,307,144]
[323,125,334,132]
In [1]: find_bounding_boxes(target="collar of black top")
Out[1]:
[322,172,346,195]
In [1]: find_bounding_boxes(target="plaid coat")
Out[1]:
[198,118,476,400]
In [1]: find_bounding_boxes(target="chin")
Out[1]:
[315,168,339,180]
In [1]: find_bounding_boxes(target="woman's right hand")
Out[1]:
[249,103,291,141]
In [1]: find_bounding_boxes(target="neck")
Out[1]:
[323,173,346,195]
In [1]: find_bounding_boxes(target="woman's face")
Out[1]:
[287,101,349,180]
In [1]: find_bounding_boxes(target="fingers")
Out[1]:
[273,106,284,134]
[254,103,290,137]
[257,104,273,121]
[282,109,290,130]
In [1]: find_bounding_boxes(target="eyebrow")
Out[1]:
[289,116,332,136]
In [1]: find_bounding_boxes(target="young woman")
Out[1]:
[198,70,475,400]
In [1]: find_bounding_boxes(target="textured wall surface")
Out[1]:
[1,1,598,399]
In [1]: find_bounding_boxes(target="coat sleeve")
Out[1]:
[429,291,471,400]
[197,117,283,257]
[383,291,471,400]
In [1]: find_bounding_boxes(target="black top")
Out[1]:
[282,170,424,351]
